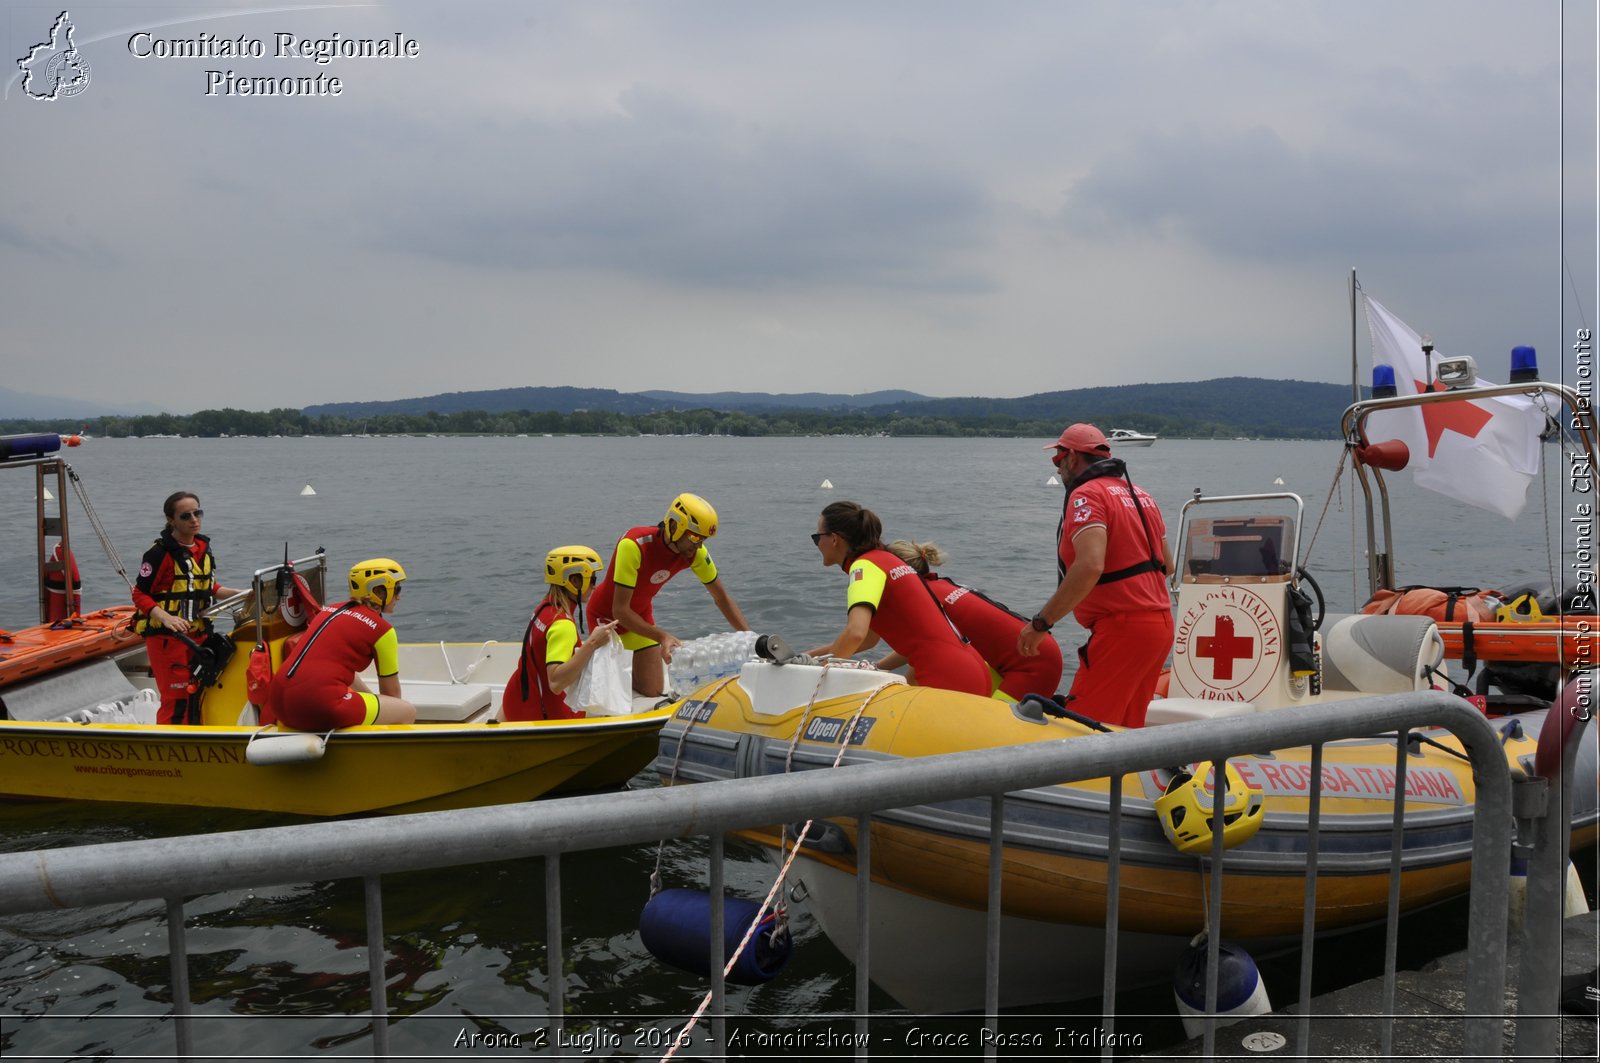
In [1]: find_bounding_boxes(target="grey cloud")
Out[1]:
[1062,120,1552,263]
[369,87,994,292]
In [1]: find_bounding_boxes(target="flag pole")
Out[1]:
[1349,268,1360,405]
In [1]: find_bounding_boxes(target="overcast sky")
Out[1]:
[4,0,1596,413]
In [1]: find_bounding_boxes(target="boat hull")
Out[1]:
[0,711,671,816]
[654,664,1595,1009]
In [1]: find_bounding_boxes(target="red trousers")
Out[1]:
[146,635,199,725]
[1066,610,1174,728]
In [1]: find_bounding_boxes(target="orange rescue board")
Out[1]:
[1436,619,1597,666]
[0,606,140,689]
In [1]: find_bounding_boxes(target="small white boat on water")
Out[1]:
[1108,427,1158,446]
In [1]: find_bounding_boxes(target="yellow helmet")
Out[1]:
[1155,761,1266,854]
[349,557,407,607]
[544,545,604,596]
[664,493,718,542]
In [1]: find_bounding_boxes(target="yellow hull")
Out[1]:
[0,710,671,816]
[658,674,1588,937]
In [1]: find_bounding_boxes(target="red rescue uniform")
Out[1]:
[847,549,990,696]
[1059,473,1174,727]
[502,600,586,721]
[267,602,399,730]
[590,525,718,650]
[924,574,1063,700]
[131,531,219,726]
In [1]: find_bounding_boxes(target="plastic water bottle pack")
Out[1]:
[668,630,760,693]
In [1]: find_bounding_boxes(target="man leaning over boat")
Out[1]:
[1019,424,1173,728]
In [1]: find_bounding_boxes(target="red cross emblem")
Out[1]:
[1414,379,1492,458]
[1195,615,1255,680]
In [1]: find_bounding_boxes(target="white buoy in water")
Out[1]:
[1047,475,1060,486]
[300,484,317,496]
[1273,477,1285,486]
[1172,934,1271,1038]
[819,479,833,489]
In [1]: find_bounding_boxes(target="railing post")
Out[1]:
[364,874,390,1059]
[984,793,1003,1059]
[546,853,563,1047]
[1101,776,1123,1059]
[1512,678,1593,1059]
[855,810,871,1060]
[708,833,726,1054]
[165,896,193,1060]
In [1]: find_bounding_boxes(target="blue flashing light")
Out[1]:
[1372,364,1398,398]
[1509,345,1539,383]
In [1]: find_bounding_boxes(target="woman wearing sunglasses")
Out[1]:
[131,491,246,724]
[810,501,991,696]
[589,493,750,700]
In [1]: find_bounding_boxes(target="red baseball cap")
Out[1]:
[1044,423,1110,457]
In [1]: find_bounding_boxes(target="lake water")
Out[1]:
[0,434,1587,1059]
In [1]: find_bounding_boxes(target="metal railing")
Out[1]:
[0,691,1543,1059]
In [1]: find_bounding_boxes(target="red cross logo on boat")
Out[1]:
[1415,379,1492,458]
[1195,615,1255,680]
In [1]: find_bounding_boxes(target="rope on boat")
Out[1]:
[1301,445,1349,579]
[649,673,745,899]
[659,674,893,1063]
[440,640,501,684]
[66,465,133,591]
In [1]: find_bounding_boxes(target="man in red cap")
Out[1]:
[1018,423,1173,727]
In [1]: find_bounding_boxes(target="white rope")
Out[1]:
[659,681,893,1062]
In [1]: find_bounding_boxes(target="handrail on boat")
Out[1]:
[1341,381,1599,601]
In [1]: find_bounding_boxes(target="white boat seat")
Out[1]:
[738,660,905,717]
[1320,614,1443,693]
[399,680,495,722]
[1144,697,1260,726]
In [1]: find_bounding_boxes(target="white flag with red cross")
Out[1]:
[1363,295,1544,520]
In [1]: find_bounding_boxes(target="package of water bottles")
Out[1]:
[667,630,761,694]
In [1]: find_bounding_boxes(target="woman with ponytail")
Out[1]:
[809,501,990,696]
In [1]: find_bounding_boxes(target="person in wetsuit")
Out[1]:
[809,501,991,697]
[879,539,1063,701]
[502,546,619,721]
[267,558,418,730]
[589,493,750,699]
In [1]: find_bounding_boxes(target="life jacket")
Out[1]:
[133,532,217,636]
[1361,586,1499,625]
[1059,458,1168,585]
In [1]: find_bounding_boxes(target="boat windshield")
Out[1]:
[1182,516,1293,580]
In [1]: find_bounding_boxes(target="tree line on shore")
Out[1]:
[0,404,1293,440]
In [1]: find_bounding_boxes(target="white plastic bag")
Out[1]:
[571,636,633,716]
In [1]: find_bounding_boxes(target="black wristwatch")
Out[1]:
[1029,614,1053,632]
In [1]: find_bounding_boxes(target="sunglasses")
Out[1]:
[810,531,830,545]
[176,509,204,521]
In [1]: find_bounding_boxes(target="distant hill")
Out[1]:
[0,385,161,419]
[303,387,929,418]
[302,378,1357,438]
